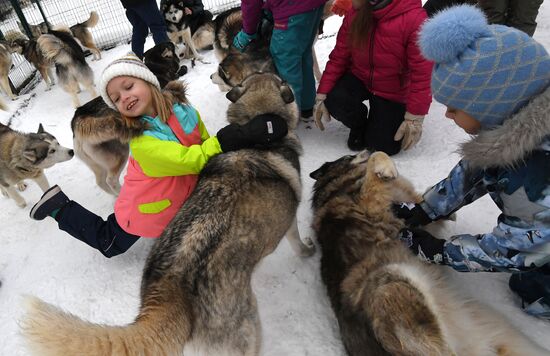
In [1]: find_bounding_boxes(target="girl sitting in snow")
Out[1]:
[28,53,288,257]
[393,5,550,318]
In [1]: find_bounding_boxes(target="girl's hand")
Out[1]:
[216,114,288,152]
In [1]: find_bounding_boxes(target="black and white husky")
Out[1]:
[160,0,214,61]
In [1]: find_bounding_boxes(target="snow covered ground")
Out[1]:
[1,3,550,355]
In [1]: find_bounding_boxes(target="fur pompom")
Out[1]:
[419,5,489,63]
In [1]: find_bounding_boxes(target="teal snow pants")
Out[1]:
[269,6,324,112]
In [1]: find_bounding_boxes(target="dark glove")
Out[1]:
[398,228,446,264]
[392,202,432,227]
[216,113,288,152]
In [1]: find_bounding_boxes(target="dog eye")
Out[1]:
[49,149,56,154]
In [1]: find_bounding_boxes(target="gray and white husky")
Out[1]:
[0,123,73,208]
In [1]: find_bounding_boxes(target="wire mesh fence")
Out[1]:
[0,0,240,95]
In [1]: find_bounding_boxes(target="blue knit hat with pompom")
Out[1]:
[419,5,550,127]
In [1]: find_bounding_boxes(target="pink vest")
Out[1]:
[114,113,202,238]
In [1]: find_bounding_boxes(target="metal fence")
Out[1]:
[0,0,239,95]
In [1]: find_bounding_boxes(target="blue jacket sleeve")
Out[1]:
[420,159,488,220]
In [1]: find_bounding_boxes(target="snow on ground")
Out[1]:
[2,3,550,355]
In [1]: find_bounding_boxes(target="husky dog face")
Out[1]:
[8,38,25,55]
[164,4,184,24]
[310,151,371,181]
[309,151,372,210]
[23,124,74,169]
[211,50,277,92]
[225,73,299,129]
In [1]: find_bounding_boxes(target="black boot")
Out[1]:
[29,185,69,220]
[347,128,365,151]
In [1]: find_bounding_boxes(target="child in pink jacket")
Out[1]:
[29,54,288,257]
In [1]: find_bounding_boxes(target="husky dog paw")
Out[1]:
[371,152,398,180]
[17,182,28,191]
[15,197,26,208]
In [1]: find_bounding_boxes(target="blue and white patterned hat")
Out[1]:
[419,5,550,127]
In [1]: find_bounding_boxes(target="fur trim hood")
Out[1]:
[162,80,189,105]
[461,85,550,169]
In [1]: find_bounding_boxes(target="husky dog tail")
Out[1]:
[81,11,99,28]
[22,281,192,356]
[342,261,549,356]
[339,262,453,355]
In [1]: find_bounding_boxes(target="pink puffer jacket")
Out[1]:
[318,0,433,115]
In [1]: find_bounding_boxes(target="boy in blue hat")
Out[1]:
[393,5,550,318]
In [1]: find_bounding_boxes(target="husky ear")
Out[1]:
[178,1,184,7]
[161,47,173,58]
[309,163,328,180]
[37,123,44,134]
[280,83,294,104]
[226,86,245,103]
[23,149,37,162]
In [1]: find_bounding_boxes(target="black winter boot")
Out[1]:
[347,128,366,151]
[29,185,70,220]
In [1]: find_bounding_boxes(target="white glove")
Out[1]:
[394,111,424,150]
[313,93,331,130]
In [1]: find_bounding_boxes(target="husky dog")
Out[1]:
[23,73,315,355]
[143,41,188,87]
[0,41,17,100]
[66,11,101,61]
[17,20,49,39]
[19,12,101,60]
[0,123,73,208]
[210,7,275,91]
[9,36,56,91]
[213,6,244,61]
[37,30,96,107]
[310,151,549,356]
[70,96,131,196]
[160,0,214,61]
[210,50,276,91]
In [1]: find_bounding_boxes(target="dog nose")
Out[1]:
[69,149,74,157]
[210,73,213,79]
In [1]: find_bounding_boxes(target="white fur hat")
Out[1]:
[99,52,160,109]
